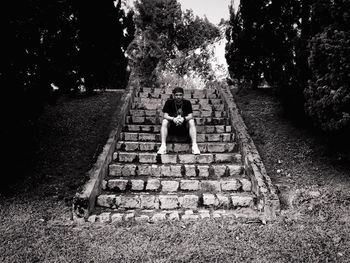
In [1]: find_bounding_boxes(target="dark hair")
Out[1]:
[172,87,184,94]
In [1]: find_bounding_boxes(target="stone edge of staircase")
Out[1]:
[72,71,139,220]
[216,82,280,222]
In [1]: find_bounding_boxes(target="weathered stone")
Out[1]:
[212,165,227,177]
[124,133,138,141]
[215,125,225,133]
[207,134,221,142]
[206,126,215,133]
[179,195,199,209]
[160,165,171,177]
[178,154,196,164]
[124,213,135,221]
[196,134,206,142]
[98,212,111,223]
[240,179,252,192]
[201,181,221,192]
[138,165,151,176]
[87,215,97,223]
[221,180,242,191]
[111,213,124,223]
[146,179,161,191]
[197,154,214,164]
[222,133,232,142]
[118,152,137,163]
[120,196,141,209]
[151,164,161,177]
[198,210,211,219]
[215,153,233,163]
[159,195,179,209]
[102,180,107,190]
[140,195,159,209]
[108,179,128,191]
[203,193,216,206]
[97,195,116,208]
[207,143,226,153]
[184,165,197,177]
[161,181,179,192]
[231,194,254,207]
[216,193,230,207]
[139,142,156,151]
[227,164,242,176]
[170,165,182,177]
[180,180,200,191]
[139,153,157,163]
[168,211,180,220]
[151,212,167,222]
[139,133,156,141]
[197,165,209,177]
[131,180,144,191]
[173,143,189,152]
[124,142,139,151]
[161,154,177,164]
[181,214,199,221]
[225,126,232,133]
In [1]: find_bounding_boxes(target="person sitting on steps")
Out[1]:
[157,86,201,155]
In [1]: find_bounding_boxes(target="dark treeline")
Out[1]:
[225,0,350,147]
[1,0,135,180]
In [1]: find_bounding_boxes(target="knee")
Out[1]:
[188,119,196,127]
[162,119,170,127]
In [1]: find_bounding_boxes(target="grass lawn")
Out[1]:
[0,88,349,263]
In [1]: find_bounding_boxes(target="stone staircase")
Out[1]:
[83,86,268,223]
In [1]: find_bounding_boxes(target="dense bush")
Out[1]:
[306,28,350,132]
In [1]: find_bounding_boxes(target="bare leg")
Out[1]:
[188,119,197,144]
[160,119,170,145]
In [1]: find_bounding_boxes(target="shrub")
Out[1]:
[305,28,350,132]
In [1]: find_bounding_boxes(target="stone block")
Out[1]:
[139,142,156,151]
[151,165,161,177]
[199,210,211,219]
[120,196,141,209]
[182,214,199,221]
[131,180,145,191]
[178,154,196,164]
[87,215,96,223]
[118,152,137,163]
[98,212,111,223]
[222,133,231,142]
[140,195,159,209]
[170,165,182,177]
[168,211,180,220]
[197,154,214,164]
[132,116,145,123]
[160,165,171,177]
[151,212,167,222]
[207,143,226,153]
[212,165,227,177]
[221,179,242,191]
[184,165,197,177]
[201,181,221,192]
[180,180,200,191]
[139,153,157,163]
[173,143,190,152]
[240,179,252,192]
[226,143,236,152]
[231,194,254,207]
[138,165,151,176]
[146,179,161,191]
[215,125,225,133]
[179,195,199,209]
[196,134,206,142]
[216,194,230,207]
[205,126,215,133]
[111,213,124,223]
[225,126,232,133]
[135,215,150,222]
[159,195,179,209]
[124,133,138,141]
[97,195,116,208]
[215,153,233,163]
[124,142,139,151]
[203,193,216,206]
[227,165,242,176]
[107,179,128,191]
[197,165,209,177]
[161,180,179,192]
[139,133,156,141]
[124,213,135,221]
[207,134,221,142]
[161,154,177,164]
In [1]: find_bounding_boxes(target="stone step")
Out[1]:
[132,98,223,110]
[116,141,237,153]
[123,124,233,133]
[109,163,243,178]
[119,132,234,142]
[96,192,256,210]
[136,92,220,99]
[125,116,230,125]
[129,109,228,118]
[139,87,218,95]
[102,177,252,193]
[132,102,225,111]
[88,207,262,223]
[112,152,242,165]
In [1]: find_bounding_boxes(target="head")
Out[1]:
[172,87,184,102]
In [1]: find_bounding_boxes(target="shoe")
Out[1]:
[192,144,200,155]
[157,144,167,154]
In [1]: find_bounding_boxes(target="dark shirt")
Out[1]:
[162,99,193,117]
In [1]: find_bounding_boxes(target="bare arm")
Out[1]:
[184,113,193,122]
[164,112,174,122]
